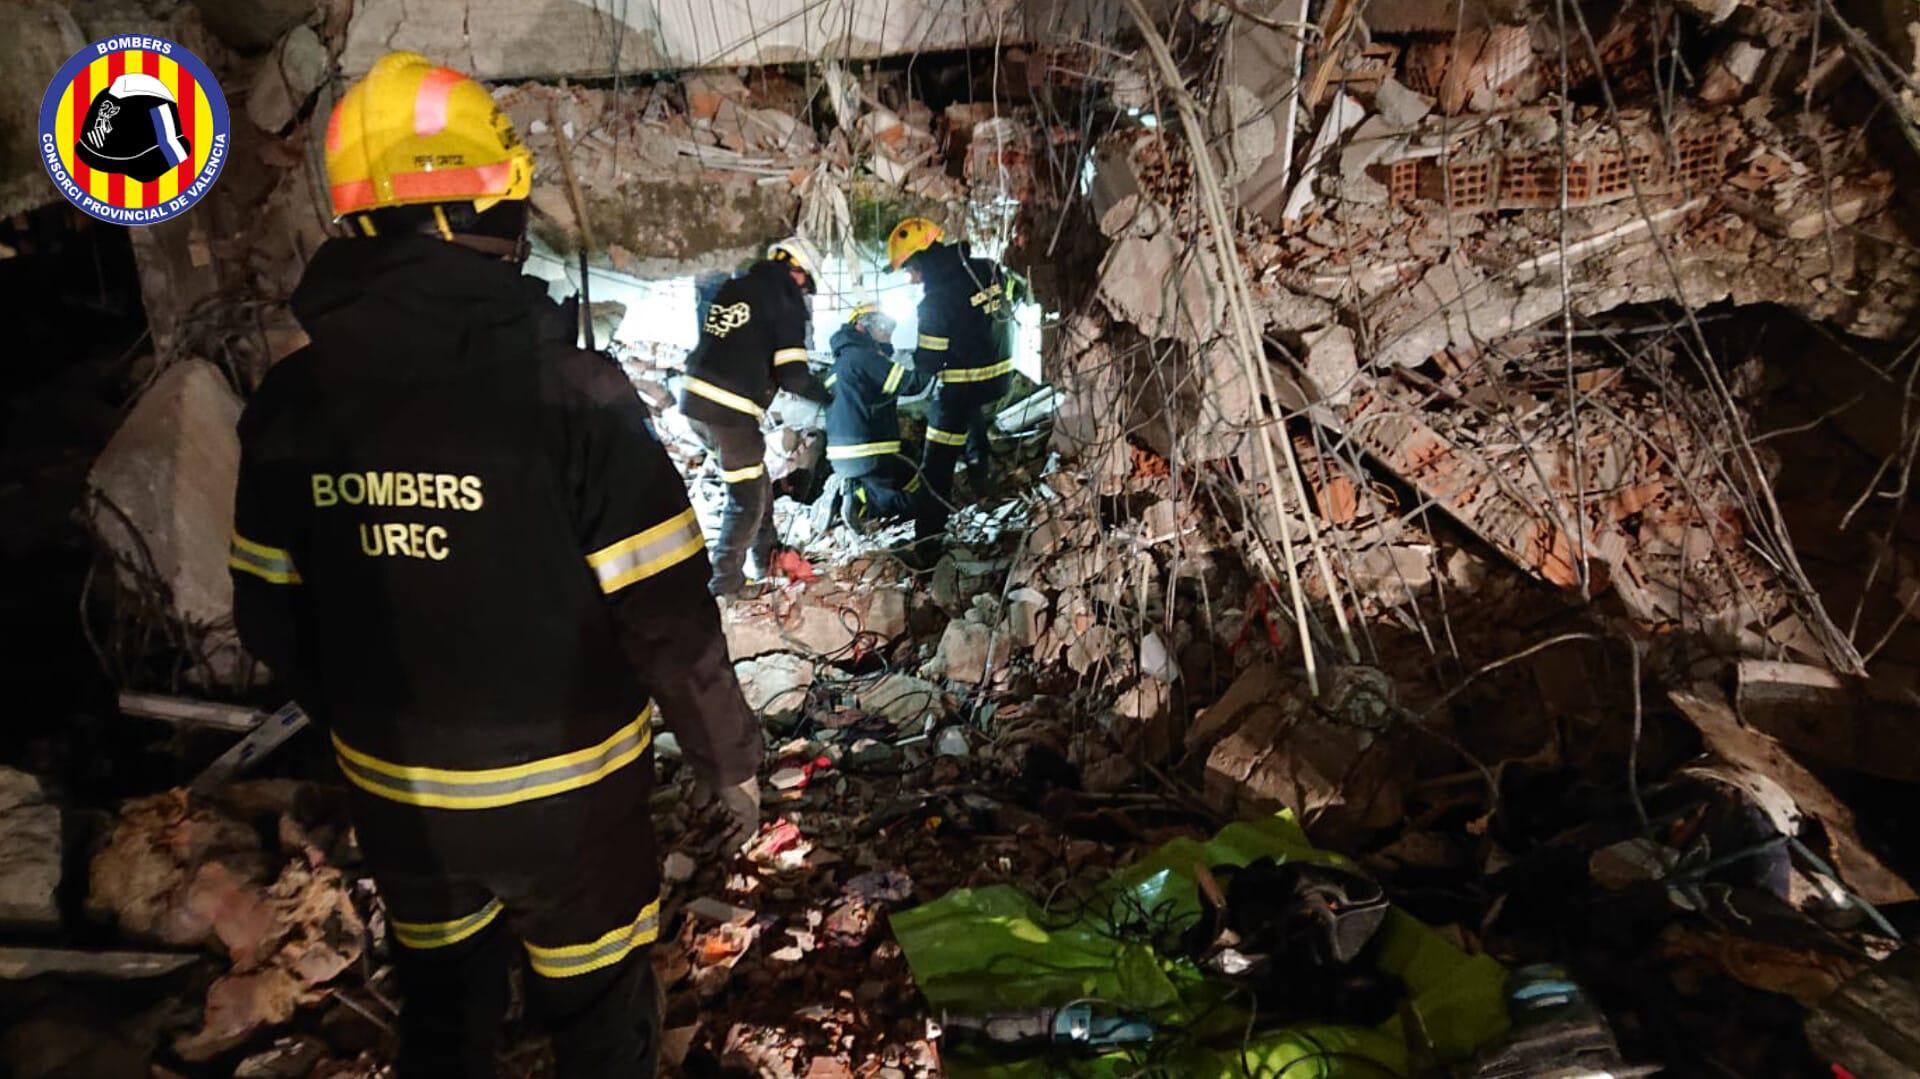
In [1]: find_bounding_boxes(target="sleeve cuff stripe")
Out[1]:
[773,348,810,365]
[719,463,768,484]
[587,508,704,592]
[918,334,949,350]
[882,365,905,394]
[230,535,302,584]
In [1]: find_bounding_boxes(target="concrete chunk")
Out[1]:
[88,359,243,635]
[0,768,61,931]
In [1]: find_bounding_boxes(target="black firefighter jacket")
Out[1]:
[229,235,763,813]
[903,241,1017,408]
[679,259,829,427]
[824,324,931,477]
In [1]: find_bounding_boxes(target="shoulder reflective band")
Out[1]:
[525,896,661,978]
[684,377,765,420]
[773,347,809,366]
[927,427,969,447]
[827,440,902,460]
[392,898,503,950]
[938,360,1014,384]
[918,334,949,351]
[882,363,906,394]
[586,507,704,593]
[230,534,302,585]
[720,462,767,484]
[332,706,653,810]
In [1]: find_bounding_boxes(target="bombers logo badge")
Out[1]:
[39,35,230,225]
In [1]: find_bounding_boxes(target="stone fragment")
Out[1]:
[0,2,85,218]
[1302,324,1360,406]
[931,620,1011,685]
[1005,588,1050,649]
[195,0,317,50]
[723,584,908,659]
[246,25,327,133]
[0,768,60,930]
[854,674,944,725]
[733,653,816,725]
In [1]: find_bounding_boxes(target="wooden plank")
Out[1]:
[0,947,197,980]
[118,692,261,733]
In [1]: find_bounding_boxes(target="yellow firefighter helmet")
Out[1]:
[324,52,533,219]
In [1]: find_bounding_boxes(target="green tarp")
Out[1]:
[890,814,1509,1077]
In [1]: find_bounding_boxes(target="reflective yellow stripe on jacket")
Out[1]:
[938,359,1013,384]
[918,334,949,351]
[773,347,809,366]
[882,363,907,395]
[926,427,969,447]
[720,463,767,484]
[332,706,654,810]
[585,508,704,594]
[683,377,764,420]
[230,533,301,584]
[827,440,902,461]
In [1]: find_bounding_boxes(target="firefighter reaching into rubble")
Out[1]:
[825,303,932,526]
[678,237,832,597]
[228,52,763,1078]
[887,217,1019,551]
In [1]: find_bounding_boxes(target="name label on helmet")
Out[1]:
[38,35,229,226]
[704,301,752,338]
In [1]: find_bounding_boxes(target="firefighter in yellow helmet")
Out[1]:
[887,217,1019,553]
[231,52,762,1077]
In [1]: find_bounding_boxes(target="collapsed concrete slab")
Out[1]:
[88,360,246,676]
[0,768,61,931]
[338,0,1121,78]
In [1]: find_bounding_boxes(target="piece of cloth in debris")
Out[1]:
[891,813,1508,1076]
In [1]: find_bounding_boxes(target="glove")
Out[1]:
[701,776,761,852]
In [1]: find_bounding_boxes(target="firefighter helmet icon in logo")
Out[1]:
[39,36,230,225]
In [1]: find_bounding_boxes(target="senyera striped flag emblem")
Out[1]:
[38,36,229,225]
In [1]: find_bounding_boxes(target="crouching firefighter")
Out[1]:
[229,53,764,1078]
[826,304,932,526]
[886,217,1017,546]
[678,238,831,597]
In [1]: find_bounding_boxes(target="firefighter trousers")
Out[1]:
[689,418,776,596]
[348,763,662,1078]
[915,390,995,540]
[835,456,920,522]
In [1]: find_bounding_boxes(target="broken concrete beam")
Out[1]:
[1217,0,1310,221]
[0,947,198,980]
[0,2,85,219]
[1734,660,1920,783]
[0,768,62,931]
[339,0,1042,78]
[734,653,816,726]
[88,360,245,679]
[723,584,909,660]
